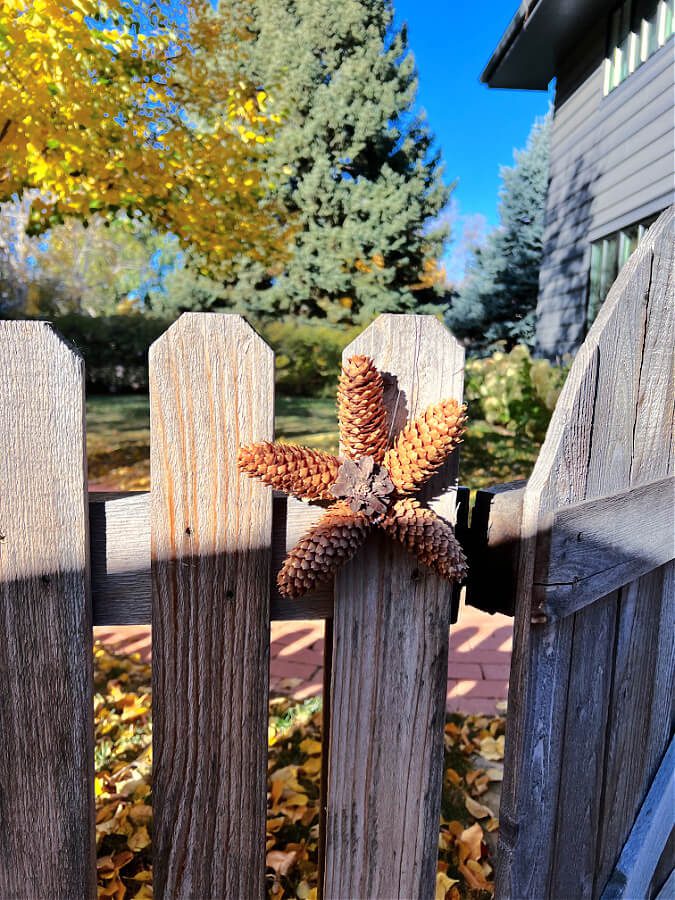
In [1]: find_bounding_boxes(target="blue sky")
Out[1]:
[394,0,553,278]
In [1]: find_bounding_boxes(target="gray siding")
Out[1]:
[536,24,674,359]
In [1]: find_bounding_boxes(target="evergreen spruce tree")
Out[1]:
[446,111,551,352]
[222,0,452,323]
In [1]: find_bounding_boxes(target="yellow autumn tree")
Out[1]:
[0,0,288,274]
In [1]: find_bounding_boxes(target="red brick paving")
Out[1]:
[94,602,512,715]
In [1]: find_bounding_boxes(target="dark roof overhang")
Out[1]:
[482,0,616,89]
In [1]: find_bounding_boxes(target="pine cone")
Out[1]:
[330,456,394,517]
[384,399,467,493]
[237,442,340,501]
[337,355,389,463]
[277,501,371,598]
[382,498,468,582]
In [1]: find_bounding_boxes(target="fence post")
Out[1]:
[150,313,274,898]
[323,314,465,899]
[0,321,95,898]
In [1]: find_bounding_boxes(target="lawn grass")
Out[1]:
[87,395,153,489]
[87,394,541,491]
[275,395,338,452]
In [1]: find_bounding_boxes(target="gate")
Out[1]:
[496,205,674,899]
[0,208,672,899]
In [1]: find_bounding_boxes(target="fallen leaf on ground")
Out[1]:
[479,735,505,760]
[266,849,298,876]
[458,823,484,862]
[92,643,505,899]
[465,795,495,819]
[436,871,460,899]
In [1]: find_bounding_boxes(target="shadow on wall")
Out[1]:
[537,154,595,360]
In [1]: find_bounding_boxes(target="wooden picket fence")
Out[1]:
[0,206,672,899]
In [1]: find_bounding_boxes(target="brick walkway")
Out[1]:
[94,604,511,715]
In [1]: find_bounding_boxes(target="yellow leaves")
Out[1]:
[438,712,506,897]
[300,755,322,776]
[410,257,448,292]
[120,699,150,722]
[479,735,505,761]
[91,640,505,899]
[464,795,492,819]
[94,643,153,896]
[446,767,462,786]
[295,881,317,900]
[0,0,290,276]
[436,871,459,899]
[129,803,152,825]
[457,822,484,863]
[299,738,321,755]
[459,859,493,892]
[127,826,151,852]
[284,792,309,808]
[266,849,298,877]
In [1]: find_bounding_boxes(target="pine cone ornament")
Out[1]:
[277,501,371,599]
[238,354,468,598]
[237,442,340,501]
[382,498,468,582]
[330,456,394,518]
[337,355,389,463]
[384,398,467,494]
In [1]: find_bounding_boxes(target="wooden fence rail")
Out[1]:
[0,311,472,899]
[0,205,672,900]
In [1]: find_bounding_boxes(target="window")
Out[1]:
[587,213,660,323]
[604,0,674,94]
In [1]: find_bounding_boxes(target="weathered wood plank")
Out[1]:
[324,314,464,900]
[497,206,675,899]
[549,205,664,899]
[534,476,675,621]
[496,345,597,899]
[466,481,526,616]
[88,487,477,624]
[89,491,333,623]
[595,565,675,892]
[150,313,273,898]
[650,828,675,898]
[0,321,95,898]
[90,492,150,625]
[600,735,675,900]
[270,495,333,619]
[595,209,675,895]
[655,865,675,900]
[452,485,471,623]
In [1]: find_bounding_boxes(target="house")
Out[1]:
[482,0,674,358]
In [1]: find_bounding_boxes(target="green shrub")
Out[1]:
[51,314,172,393]
[11,313,360,396]
[465,344,568,441]
[259,320,361,397]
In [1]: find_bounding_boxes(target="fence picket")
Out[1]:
[0,322,95,898]
[323,314,465,899]
[150,313,274,898]
[595,208,675,894]
[497,205,675,899]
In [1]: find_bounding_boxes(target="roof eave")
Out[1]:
[480,0,542,86]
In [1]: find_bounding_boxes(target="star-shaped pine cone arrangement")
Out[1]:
[237,355,468,598]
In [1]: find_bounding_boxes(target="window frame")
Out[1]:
[586,213,661,327]
[603,0,675,95]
